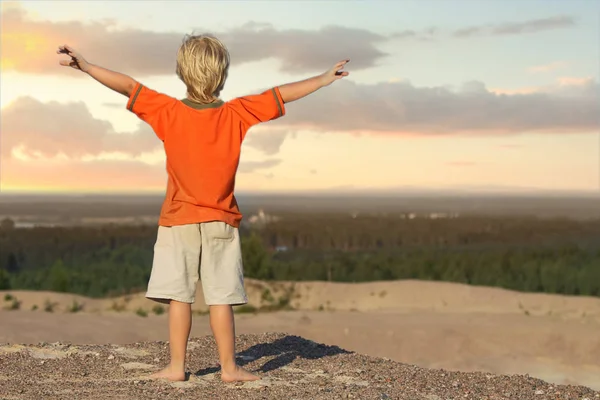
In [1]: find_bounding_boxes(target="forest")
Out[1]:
[1,213,599,298]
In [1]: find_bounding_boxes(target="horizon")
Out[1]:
[1,185,600,198]
[1,0,599,194]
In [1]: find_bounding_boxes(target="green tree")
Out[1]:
[49,260,70,293]
[0,269,10,290]
[242,233,272,280]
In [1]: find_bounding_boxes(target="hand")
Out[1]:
[319,60,350,87]
[57,45,91,72]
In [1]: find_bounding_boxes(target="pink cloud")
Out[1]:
[528,61,568,74]
[446,161,478,167]
[557,76,593,86]
[1,158,166,192]
[1,7,389,76]
[497,144,523,150]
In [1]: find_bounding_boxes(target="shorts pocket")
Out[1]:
[154,226,174,248]
[203,221,235,241]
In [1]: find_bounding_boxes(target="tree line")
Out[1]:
[1,214,599,297]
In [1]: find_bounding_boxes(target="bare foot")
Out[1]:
[149,365,186,382]
[221,365,260,383]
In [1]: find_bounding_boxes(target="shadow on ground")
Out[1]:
[194,335,351,376]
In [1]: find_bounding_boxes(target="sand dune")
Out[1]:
[2,280,600,391]
[3,279,600,321]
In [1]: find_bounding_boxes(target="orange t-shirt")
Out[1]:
[126,83,286,227]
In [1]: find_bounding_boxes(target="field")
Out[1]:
[1,193,600,393]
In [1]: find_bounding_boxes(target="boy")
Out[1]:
[56,34,349,382]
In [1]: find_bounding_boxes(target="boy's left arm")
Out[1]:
[227,59,350,140]
[278,59,350,103]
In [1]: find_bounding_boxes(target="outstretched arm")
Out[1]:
[57,45,137,97]
[278,60,349,103]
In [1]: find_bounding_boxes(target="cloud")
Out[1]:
[1,157,167,192]
[2,7,579,77]
[497,144,523,150]
[278,77,598,135]
[1,150,282,193]
[2,77,596,167]
[0,95,283,191]
[453,15,575,38]
[237,159,282,173]
[1,96,159,159]
[244,128,290,155]
[2,8,390,76]
[528,61,568,74]
[557,76,593,86]
[446,161,478,167]
[390,27,437,41]
[0,95,286,170]
[1,153,282,192]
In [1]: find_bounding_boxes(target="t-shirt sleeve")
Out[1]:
[126,82,177,141]
[227,87,286,134]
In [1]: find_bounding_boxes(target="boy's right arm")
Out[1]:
[278,60,350,103]
[57,44,176,141]
[57,45,137,97]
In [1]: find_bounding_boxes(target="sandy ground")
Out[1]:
[3,279,600,319]
[1,333,598,400]
[2,280,600,391]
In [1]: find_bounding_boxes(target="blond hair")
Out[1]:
[176,34,230,104]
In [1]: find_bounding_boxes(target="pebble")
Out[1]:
[1,333,598,400]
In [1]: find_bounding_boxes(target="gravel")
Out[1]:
[0,333,598,400]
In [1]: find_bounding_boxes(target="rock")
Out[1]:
[236,378,273,389]
[236,354,256,361]
[171,380,197,389]
[28,348,67,360]
[113,347,149,358]
[120,362,157,371]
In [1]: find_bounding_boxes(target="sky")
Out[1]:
[1,0,598,195]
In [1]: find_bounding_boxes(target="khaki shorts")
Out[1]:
[146,222,247,305]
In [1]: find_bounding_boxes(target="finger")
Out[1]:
[59,60,73,67]
[59,45,76,56]
[335,59,350,67]
[335,71,349,78]
[333,64,347,74]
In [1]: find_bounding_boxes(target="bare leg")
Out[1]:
[209,304,259,382]
[150,300,191,381]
